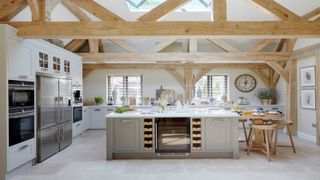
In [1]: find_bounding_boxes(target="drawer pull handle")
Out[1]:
[19,145,29,151]
[121,120,132,123]
[76,123,81,127]
[211,120,225,122]
[94,109,101,111]
[18,75,28,79]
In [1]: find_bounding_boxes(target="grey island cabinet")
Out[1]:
[106,110,240,160]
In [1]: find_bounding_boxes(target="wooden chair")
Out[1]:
[238,118,249,147]
[247,124,276,162]
[273,120,296,155]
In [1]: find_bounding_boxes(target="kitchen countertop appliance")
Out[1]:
[36,74,72,162]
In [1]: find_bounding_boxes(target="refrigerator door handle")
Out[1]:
[55,97,60,125]
[60,97,64,123]
[60,125,65,141]
[56,127,60,143]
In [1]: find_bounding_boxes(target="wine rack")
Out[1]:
[192,118,202,151]
[143,119,153,151]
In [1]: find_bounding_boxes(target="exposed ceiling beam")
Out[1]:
[207,39,240,52]
[189,38,198,53]
[275,39,287,52]
[192,68,211,86]
[213,0,226,22]
[252,69,273,89]
[247,39,275,52]
[71,0,124,21]
[267,61,289,83]
[88,39,99,53]
[0,0,28,21]
[302,7,320,20]
[27,0,40,21]
[99,40,104,53]
[109,39,138,52]
[138,0,191,21]
[165,68,185,89]
[149,39,178,53]
[251,0,301,20]
[83,63,269,70]
[79,52,290,63]
[10,21,320,38]
[61,0,91,21]
[65,39,87,52]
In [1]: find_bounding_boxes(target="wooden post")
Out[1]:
[286,59,297,135]
[316,54,320,144]
[185,67,193,103]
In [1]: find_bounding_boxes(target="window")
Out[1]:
[126,0,211,12]
[107,75,143,105]
[194,75,228,102]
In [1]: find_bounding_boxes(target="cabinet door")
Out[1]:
[82,107,90,132]
[204,118,231,152]
[7,36,34,80]
[114,119,140,152]
[90,108,106,129]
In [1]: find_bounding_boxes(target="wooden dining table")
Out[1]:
[239,113,284,148]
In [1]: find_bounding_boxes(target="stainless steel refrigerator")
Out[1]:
[36,75,72,162]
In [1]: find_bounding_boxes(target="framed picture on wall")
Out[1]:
[301,89,316,109]
[300,66,316,87]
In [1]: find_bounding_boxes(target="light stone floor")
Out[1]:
[7,130,320,180]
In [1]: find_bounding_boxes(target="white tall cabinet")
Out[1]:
[0,25,83,177]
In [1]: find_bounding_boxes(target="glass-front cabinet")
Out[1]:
[38,52,48,71]
[53,56,61,73]
[64,60,70,74]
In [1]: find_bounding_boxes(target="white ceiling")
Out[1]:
[9,0,320,51]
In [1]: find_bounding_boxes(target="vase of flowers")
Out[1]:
[255,88,277,105]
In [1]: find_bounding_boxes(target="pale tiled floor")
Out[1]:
[7,130,320,180]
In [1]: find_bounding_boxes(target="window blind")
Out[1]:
[194,75,228,101]
[107,75,143,105]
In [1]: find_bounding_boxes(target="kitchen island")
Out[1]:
[106,110,240,160]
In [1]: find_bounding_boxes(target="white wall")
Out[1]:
[83,68,274,106]
[297,56,317,142]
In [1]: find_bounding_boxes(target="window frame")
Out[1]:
[107,75,143,105]
[193,74,229,102]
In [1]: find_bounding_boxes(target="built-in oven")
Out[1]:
[73,106,83,123]
[155,118,191,153]
[9,80,34,112]
[9,111,35,146]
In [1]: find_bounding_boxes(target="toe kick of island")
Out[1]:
[106,113,239,160]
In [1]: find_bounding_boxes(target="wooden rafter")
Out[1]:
[251,0,301,20]
[9,21,320,38]
[275,39,287,52]
[61,0,91,21]
[0,0,28,21]
[214,0,226,22]
[248,39,275,52]
[165,68,185,89]
[302,7,320,20]
[79,52,290,63]
[149,39,177,53]
[138,0,191,21]
[192,68,211,86]
[71,0,124,21]
[185,67,193,101]
[64,39,87,52]
[189,38,198,53]
[252,69,273,89]
[27,0,40,21]
[267,61,289,83]
[109,39,137,52]
[207,39,240,52]
[99,40,104,53]
[88,39,99,53]
[83,63,269,70]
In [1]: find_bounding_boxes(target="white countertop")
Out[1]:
[106,110,240,118]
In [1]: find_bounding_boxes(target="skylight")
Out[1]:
[126,0,212,12]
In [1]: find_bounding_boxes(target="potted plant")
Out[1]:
[255,88,277,105]
[94,96,104,105]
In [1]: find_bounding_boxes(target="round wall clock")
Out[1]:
[235,74,257,92]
